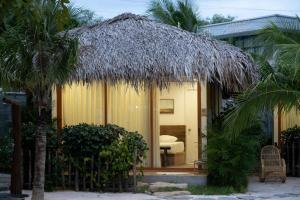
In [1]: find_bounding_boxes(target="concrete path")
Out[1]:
[19,177,300,200]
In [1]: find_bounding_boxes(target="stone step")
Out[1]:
[0,174,10,182]
[0,184,9,191]
[149,181,188,192]
[0,193,25,200]
[0,174,10,191]
[153,190,191,197]
[141,172,207,186]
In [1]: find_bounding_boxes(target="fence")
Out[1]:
[283,140,300,177]
[22,148,138,192]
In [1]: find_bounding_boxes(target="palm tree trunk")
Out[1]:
[32,109,47,200]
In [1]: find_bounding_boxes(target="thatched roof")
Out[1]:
[67,13,258,90]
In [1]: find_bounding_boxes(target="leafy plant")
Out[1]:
[207,121,265,191]
[61,124,148,191]
[224,17,300,138]
[0,135,13,173]
[22,122,57,149]
[61,124,125,157]
[147,0,204,32]
[282,126,300,142]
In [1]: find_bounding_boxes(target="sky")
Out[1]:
[71,0,300,21]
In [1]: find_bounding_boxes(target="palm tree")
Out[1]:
[68,5,102,28]
[0,1,78,199]
[225,17,300,138]
[147,0,205,32]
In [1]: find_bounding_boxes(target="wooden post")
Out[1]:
[3,98,23,197]
[104,83,108,125]
[75,158,79,191]
[28,150,32,188]
[133,148,137,193]
[97,158,101,190]
[61,154,65,189]
[90,156,94,191]
[278,105,282,148]
[68,160,72,187]
[197,82,202,164]
[56,85,62,142]
[149,87,154,168]
[83,159,86,191]
[75,167,79,191]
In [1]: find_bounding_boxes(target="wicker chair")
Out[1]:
[260,145,286,183]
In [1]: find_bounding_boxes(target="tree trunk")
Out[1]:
[31,110,47,200]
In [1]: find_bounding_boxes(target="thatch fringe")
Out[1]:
[67,13,258,91]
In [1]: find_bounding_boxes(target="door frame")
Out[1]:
[147,82,202,170]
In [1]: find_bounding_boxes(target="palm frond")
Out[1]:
[224,75,300,138]
[147,0,201,32]
[225,17,300,139]
[0,0,78,104]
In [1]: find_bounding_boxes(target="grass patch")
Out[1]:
[187,185,244,195]
[136,185,149,193]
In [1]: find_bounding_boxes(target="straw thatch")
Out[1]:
[67,13,258,90]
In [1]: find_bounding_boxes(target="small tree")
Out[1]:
[0,0,78,199]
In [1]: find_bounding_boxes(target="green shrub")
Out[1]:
[22,121,57,149]
[61,124,126,157]
[207,122,265,191]
[282,126,300,142]
[99,131,148,189]
[0,135,13,173]
[61,124,148,191]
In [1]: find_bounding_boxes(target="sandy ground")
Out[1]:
[21,177,300,200]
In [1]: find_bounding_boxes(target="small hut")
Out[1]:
[53,13,258,169]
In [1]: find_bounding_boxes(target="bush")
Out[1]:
[282,126,300,142]
[22,121,57,149]
[61,124,148,191]
[99,131,148,190]
[0,135,13,173]
[207,122,265,191]
[61,124,126,157]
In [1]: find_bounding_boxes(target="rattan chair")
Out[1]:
[260,145,286,183]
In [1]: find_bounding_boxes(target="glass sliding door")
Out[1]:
[107,83,151,167]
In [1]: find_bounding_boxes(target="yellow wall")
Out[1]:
[274,106,300,143]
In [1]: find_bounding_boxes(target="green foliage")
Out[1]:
[68,5,102,28]
[282,126,300,142]
[122,131,148,164]
[187,185,240,195]
[61,124,148,191]
[99,131,148,188]
[0,0,78,105]
[0,135,13,173]
[225,17,300,138]
[22,122,57,149]
[207,121,265,191]
[148,0,204,32]
[205,14,235,24]
[61,124,126,157]
[147,0,235,32]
